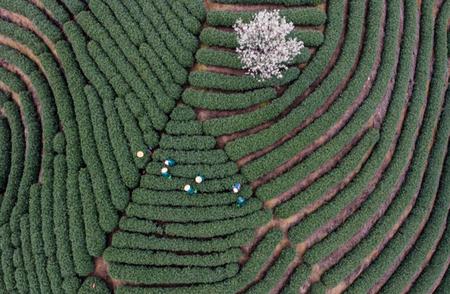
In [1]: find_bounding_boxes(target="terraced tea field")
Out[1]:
[0,0,449,293]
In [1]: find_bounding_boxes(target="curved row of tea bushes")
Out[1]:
[223,0,359,160]
[214,0,323,4]
[244,0,380,185]
[342,2,449,291]
[207,8,326,27]
[198,0,342,139]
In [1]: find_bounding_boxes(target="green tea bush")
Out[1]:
[113,229,255,253]
[78,169,106,257]
[78,277,109,294]
[190,67,299,91]
[207,8,326,27]
[126,200,261,223]
[109,262,239,285]
[84,86,129,210]
[0,119,11,192]
[28,185,52,293]
[214,0,322,4]
[182,87,277,110]
[104,247,241,267]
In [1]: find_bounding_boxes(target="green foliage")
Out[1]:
[112,230,254,253]
[19,216,40,292]
[182,87,277,110]
[52,155,76,278]
[0,0,448,292]
[0,101,24,227]
[78,169,107,257]
[109,262,239,285]
[195,47,311,70]
[0,118,11,192]
[224,0,358,159]
[214,0,322,4]
[52,132,66,154]
[104,247,241,267]
[207,8,326,27]
[78,277,110,294]
[119,217,162,234]
[189,68,299,91]
[125,199,261,223]
[165,210,271,238]
[200,27,323,48]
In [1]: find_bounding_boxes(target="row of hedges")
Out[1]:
[195,47,311,70]
[316,0,443,289]
[131,188,252,207]
[75,13,168,129]
[165,120,202,135]
[112,229,255,253]
[182,87,277,110]
[118,1,194,85]
[135,0,196,66]
[200,27,324,48]
[179,0,205,21]
[220,2,342,160]
[28,184,54,293]
[292,0,407,265]
[152,149,230,165]
[104,247,241,267]
[0,100,24,227]
[152,0,199,51]
[274,126,378,218]
[194,0,343,138]
[246,248,295,293]
[140,174,245,193]
[0,19,47,55]
[214,0,323,4]
[78,169,107,257]
[245,0,381,184]
[118,217,162,235]
[189,67,300,91]
[168,1,202,34]
[222,0,360,159]
[19,216,39,291]
[109,262,239,285]
[145,161,238,179]
[408,159,450,294]
[374,4,449,292]
[159,134,216,150]
[164,210,271,238]
[84,86,130,209]
[125,199,261,223]
[115,97,149,169]
[346,2,449,292]
[0,111,11,193]
[207,7,326,27]
[169,104,197,121]
[0,0,63,43]
[115,229,283,293]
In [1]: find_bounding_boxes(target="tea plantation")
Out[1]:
[0,0,449,293]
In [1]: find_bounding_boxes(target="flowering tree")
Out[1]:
[234,10,304,81]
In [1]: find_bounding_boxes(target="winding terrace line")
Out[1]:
[401,209,449,294]
[0,60,46,182]
[428,250,450,293]
[239,0,391,284]
[324,11,423,294]
[256,0,384,201]
[200,3,347,148]
[289,1,407,290]
[0,8,61,65]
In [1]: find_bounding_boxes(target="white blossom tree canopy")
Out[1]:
[233,10,304,81]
